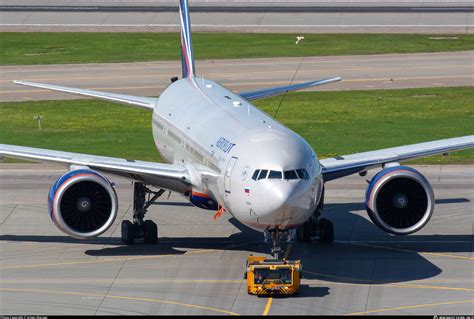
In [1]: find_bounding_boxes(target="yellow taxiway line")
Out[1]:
[0,287,239,316]
[263,297,273,316]
[345,298,474,316]
[350,242,474,261]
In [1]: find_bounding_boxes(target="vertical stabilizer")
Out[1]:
[179,0,195,78]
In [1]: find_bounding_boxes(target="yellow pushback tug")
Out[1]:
[245,256,302,295]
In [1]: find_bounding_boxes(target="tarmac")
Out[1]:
[1,51,473,102]
[0,164,473,315]
[1,0,473,33]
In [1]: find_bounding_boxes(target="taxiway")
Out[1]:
[1,164,472,315]
[1,51,472,102]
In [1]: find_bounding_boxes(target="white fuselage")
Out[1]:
[151,77,323,232]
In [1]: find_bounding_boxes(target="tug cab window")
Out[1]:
[253,268,292,285]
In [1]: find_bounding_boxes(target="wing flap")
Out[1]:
[320,135,474,181]
[14,81,157,110]
[239,77,341,101]
[0,144,191,193]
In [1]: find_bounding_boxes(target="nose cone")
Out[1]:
[264,183,299,214]
[256,180,314,228]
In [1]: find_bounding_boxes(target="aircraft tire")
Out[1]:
[297,221,312,242]
[121,220,136,245]
[144,220,158,244]
[319,218,334,243]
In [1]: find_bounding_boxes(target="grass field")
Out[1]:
[1,33,474,65]
[1,87,472,164]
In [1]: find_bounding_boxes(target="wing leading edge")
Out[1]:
[14,81,157,111]
[320,135,474,182]
[239,77,341,101]
[0,144,191,193]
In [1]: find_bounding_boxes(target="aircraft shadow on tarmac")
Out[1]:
[1,198,471,286]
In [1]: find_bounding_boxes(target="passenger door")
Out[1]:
[224,157,238,194]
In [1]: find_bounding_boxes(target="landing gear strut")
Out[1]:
[297,187,334,243]
[121,182,165,245]
[270,229,283,260]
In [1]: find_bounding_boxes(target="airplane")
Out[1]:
[1,0,473,259]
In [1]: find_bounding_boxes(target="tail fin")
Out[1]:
[179,0,195,78]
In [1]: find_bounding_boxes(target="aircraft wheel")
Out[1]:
[144,220,158,244]
[121,220,136,245]
[319,218,334,243]
[297,221,312,242]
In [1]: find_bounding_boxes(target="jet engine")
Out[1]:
[365,166,434,235]
[48,169,118,239]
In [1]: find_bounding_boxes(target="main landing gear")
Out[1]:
[121,182,165,245]
[296,188,334,243]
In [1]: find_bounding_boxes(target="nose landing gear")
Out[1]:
[121,182,165,245]
[270,229,283,259]
[296,188,334,243]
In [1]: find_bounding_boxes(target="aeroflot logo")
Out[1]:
[216,137,236,153]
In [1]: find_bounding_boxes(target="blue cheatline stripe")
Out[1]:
[179,0,195,78]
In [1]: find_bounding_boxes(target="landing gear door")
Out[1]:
[224,157,238,194]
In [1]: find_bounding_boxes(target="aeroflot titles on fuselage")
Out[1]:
[216,137,236,153]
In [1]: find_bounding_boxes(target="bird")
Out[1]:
[295,36,305,45]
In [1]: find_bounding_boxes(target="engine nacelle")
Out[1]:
[365,166,434,235]
[48,169,118,239]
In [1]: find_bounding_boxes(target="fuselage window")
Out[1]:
[258,169,268,180]
[296,168,309,180]
[284,170,298,180]
[252,170,260,180]
[268,170,282,179]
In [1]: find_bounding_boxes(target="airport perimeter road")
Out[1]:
[0,164,472,315]
[0,1,472,33]
[1,51,473,102]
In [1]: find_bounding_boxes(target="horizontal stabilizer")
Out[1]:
[239,77,341,101]
[14,80,157,110]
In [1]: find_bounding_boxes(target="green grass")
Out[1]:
[1,87,472,164]
[1,33,474,65]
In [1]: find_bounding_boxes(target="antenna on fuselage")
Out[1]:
[178,0,196,78]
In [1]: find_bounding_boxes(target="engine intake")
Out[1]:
[365,166,434,235]
[48,169,118,239]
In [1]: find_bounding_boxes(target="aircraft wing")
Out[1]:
[14,81,157,111]
[239,77,341,101]
[320,135,474,182]
[0,144,191,193]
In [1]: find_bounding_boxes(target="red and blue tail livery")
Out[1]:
[179,0,195,78]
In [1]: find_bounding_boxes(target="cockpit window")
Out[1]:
[252,170,260,181]
[252,168,309,181]
[284,170,298,180]
[257,169,268,180]
[268,170,282,179]
[296,169,309,180]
